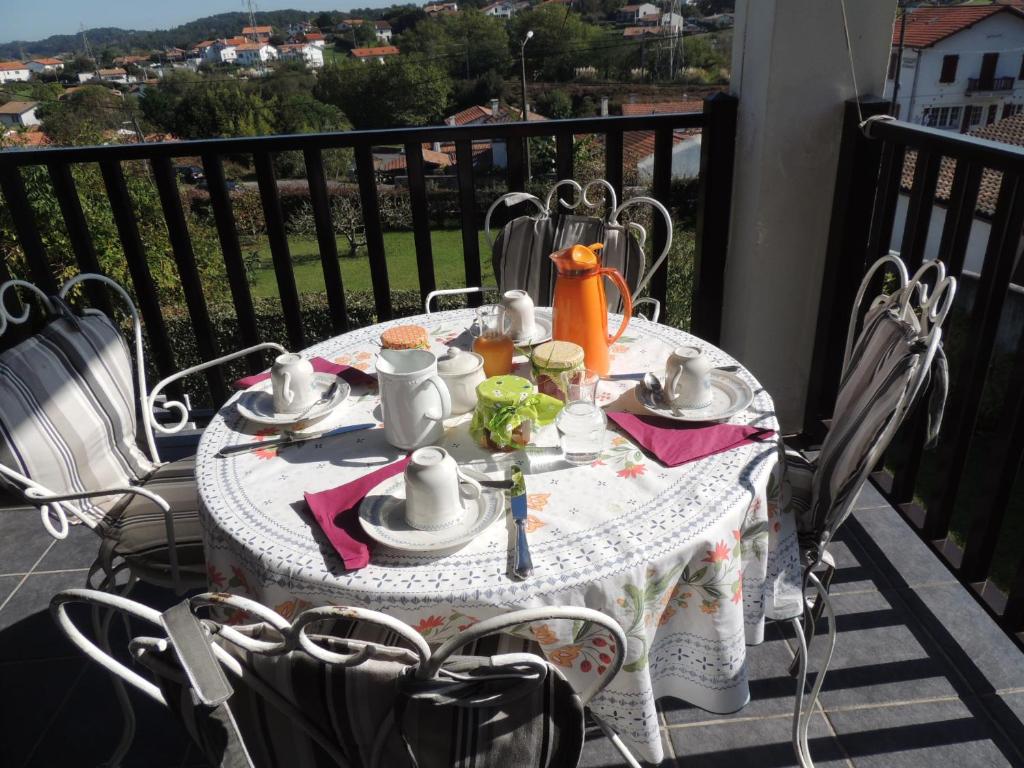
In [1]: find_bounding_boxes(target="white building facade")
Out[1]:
[235,44,278,65]
[279,44,324,68]
[483,2,515,19]
[0,63,31,83]
[884,6,1024,132]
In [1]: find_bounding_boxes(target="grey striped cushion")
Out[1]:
[151,627,582,768]
[0,311,154,525]
[801,305,923,546]
[492,214,645,312]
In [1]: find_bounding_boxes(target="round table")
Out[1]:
[196,309,803,764]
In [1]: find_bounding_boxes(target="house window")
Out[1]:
[922,106,962,129]
[988,104,998,124]
[939,54,959,84]
[965,104,984,129]
[888,50,899,80]
[1020,54,1024,80]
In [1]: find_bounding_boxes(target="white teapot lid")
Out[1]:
[437,347,482,375]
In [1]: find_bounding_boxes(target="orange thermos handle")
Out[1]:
[600,267,632,345]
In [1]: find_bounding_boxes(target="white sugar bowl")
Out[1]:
[436,348,486,415]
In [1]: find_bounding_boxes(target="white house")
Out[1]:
[661,13,685,33]
[0,62,31,83]
[0,101,41,128]
[424,2,458,15]
[278,43,324,68]
[301,32,326,48]
[884,5,1024,131]
[77,68,135,84]
[26,58,63,74]
[234,43,278,66]
[204,41,238,64]
[617,4,658,24]
[483,1,516,19]
[374,21,393,42]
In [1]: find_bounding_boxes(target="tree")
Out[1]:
[59,55,97,78]
[37,86,131,145]
[352,23,378,47]
[397,10,512,79]
[315,57,452,129]
[536,89,572,119]
[695,0,734,15]
[512,6,604,81]
[315,11,336,30]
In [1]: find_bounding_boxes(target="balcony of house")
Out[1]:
[966,76,1016,94]
[2,0,1024,764]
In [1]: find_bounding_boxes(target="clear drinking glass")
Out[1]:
[555,368,606,464]
[472,304,514,377]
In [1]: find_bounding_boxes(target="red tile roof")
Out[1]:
[622,128,699,170]
[900,113,1024,217]
[0,101,38,114]
[243,25,273,34]
[303,32,325,40]
[446,103,545,125]
[351,46,400,57]
[0,61,27,71]
[891,5,1024,48]
[621,100,704,116]
[30,58,63,65]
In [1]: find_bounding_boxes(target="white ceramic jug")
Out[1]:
[377,349,452,450]
[271,353,316,414]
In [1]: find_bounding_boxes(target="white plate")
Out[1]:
[359,475,504,554]
[636,370,754,422]
[236,373,350,427]
[513,311,553,347]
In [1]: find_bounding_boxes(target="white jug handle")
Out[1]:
[423,375,452,422]
[456,470,483,501]
[282,372,294,404]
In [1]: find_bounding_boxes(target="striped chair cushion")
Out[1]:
[150,627,582,768]
[801,305,923,547]
[100,459,205,584]
[0,310,154,525]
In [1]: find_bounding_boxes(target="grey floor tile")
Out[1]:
[0,570,90,662]
[823,529,890,596]
[0,574,23,606]
[984,691,1024,751]
[785,589,967,711]
[667,711,850,768]
[0,656,85,768]
[901,583,1024,695]
[852,481,890,511]
[827,698,1023,767]
[846,507,959,589]
[34,519,102,572]
[0,511,56,576]
[579,724,671,766]
[662,623,798,724]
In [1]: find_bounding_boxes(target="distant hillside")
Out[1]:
[0,10,315,60]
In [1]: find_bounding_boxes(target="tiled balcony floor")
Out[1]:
[2,482,1023,767]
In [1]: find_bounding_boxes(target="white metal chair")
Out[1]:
[783,253,956,767]
[0,273,284,765]
[424,179,670,323]
[52,588,642,768]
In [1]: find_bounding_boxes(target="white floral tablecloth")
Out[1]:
[195,309,803,765]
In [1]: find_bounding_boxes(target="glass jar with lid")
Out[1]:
[530,340,585,401]
[469,375,563,451]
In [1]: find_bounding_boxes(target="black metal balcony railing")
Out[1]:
[967,76,1015,94]
[807,96,1024,641]
[0,95,737,405]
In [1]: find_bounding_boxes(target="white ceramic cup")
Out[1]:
[377,349,452,450]
[270,353,317,414]
[501,289,536,341]
[666,345,714,409]
[404,446,483,531]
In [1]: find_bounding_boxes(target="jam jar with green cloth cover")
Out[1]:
[531,340,585,401]
[470,375,563,450]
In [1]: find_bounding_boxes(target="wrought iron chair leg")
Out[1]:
[798,572,836,764]
[590,712,642,768]
[90,567,139,768]
[789,616,813,768]
[789,563,823,678]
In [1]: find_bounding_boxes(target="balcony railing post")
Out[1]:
[354,143,393,321]
[803,97,891,436]
[0,165,57,294]
[692,91,738,344]
[303,148,349,334]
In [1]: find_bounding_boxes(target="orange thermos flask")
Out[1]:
[549,243,632,377]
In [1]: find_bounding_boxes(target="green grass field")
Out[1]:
[248,229,494,297]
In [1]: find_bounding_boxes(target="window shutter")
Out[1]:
[940,55,959,84]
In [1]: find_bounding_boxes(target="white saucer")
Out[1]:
[513,309,553,347]
[636,370,754,422]
[236,373,350,427]
[359,475,503,554]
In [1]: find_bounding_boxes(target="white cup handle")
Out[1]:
[423,375,452,421]
[668,368,681,399]
[282,371,294,405]
[456,470,483,501]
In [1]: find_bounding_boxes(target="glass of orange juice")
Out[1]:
[472,304,514,377]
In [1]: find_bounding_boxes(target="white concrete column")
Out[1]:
[723,0,896,431]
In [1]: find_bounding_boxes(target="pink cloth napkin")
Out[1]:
[234,357,377,390]
[303,456,412,570]
[607,411,775,468]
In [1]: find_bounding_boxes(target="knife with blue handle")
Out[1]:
[510,464,533,580]
[217,423,375,457]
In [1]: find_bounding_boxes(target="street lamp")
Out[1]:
[520,29,534,181]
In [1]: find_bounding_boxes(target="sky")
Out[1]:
[2,0,366,43]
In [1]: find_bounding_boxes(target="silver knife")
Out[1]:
[510,464,533,580]
[217,423,375,457]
